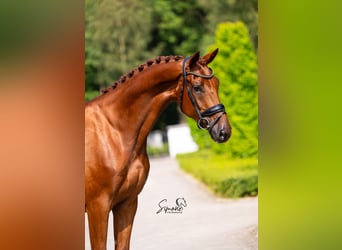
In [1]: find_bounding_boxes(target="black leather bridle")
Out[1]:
[179,57,226,130]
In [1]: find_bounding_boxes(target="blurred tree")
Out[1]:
[85,0,257,91]
[197,0,258,51]
[85,0,156,90]
[188,22,258,159]
[147,0,206,56]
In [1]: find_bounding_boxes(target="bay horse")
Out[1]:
[85,48,231,250]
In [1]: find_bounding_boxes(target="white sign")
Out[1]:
[167,124,198,157]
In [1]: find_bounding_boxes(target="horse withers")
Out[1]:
[85,49,231,250]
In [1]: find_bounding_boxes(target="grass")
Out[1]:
[147,143,169,157]
[176,150,258,198]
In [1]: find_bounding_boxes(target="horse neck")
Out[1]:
[98,61,182,150]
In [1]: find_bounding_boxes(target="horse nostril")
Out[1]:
[219,130,229,142]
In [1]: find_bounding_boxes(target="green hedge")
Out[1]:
[147,143,169,157]
[216,175,258,197]
[177,150,258,198]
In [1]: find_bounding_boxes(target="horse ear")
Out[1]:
[188,51,200,69]
[200,48,219,65]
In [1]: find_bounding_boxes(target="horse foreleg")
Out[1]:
[112,197,138,250]
[87,200,111,250]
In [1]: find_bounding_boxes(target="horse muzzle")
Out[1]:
[208,112,232,143]
[210,124,231,143]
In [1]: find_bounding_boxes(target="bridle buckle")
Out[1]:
[197,117,211,130]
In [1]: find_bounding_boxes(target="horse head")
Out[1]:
[177,48,232,143]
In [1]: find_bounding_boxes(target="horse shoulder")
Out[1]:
[85,105,126,187]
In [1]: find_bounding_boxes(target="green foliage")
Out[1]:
[188,21,258,159]
[85,0,156,90]
[147,143,169,157]
[216,175,258,197]
[85,90,100,102]
[197,0,258,51]
[177,150,258,198]
[85,0,208,92]
[147,0,206,55]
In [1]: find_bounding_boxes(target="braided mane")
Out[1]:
[101,55,184,94]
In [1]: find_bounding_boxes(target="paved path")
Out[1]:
[85,157,258,250]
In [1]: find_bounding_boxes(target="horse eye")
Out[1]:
[193,85,203,93]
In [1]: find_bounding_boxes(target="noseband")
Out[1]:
[179,57,226,130]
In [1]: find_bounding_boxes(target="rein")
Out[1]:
[180,57,226,130]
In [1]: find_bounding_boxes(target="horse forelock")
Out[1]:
[100,55,184,95]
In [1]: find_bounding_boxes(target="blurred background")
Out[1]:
[85,0,258,199]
